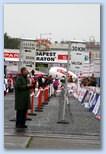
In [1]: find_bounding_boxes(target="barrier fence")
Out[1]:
[68,83,101,120]
[29,85,52,114]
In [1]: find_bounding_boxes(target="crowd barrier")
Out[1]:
[26,91,36,120]
[43,86,49,105]
[49,84,54,97]
[34,88,43,112]
[68,84,101,120]
[34,85,52,112]
[30,92,35,113]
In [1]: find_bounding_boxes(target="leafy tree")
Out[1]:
[4,33,20,49]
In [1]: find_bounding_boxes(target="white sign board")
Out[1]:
[20,40,36,72]
[70,42,88,74]
[36,50,69,63]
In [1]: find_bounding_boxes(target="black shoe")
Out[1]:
[16,126,24,129]
[16,125,28,129]
[23,125,28,128]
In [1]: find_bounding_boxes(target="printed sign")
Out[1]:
[36,50,69,63]
[70,42,88,74]
[4,49,19,61]
[20,40,36,71]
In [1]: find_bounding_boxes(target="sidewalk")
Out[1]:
[4,133,100,149]
[29,134,100,149]
[4,135,31,149]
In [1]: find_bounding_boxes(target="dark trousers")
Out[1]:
[16,110,27,127]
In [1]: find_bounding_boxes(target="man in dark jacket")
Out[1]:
[15,67,32,129]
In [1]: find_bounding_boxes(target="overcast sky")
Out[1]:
[4,4,100,42]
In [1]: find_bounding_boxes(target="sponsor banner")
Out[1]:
[4,49,19,61]
[35,50,69,63]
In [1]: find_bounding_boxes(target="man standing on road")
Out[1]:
[15,67,32,129]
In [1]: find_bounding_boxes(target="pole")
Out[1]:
[58,42,71,124]
[19,39,22,71]
[63,42,71,115]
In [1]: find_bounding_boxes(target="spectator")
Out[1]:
[31,69,35,77]
[38,75,43,89]
[47,75,53,85]
[90,73,96,86]
[53,77,59,96]
[7,75,14,92]
[15,67,32,129]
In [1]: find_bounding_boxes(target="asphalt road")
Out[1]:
[4,92,101,149]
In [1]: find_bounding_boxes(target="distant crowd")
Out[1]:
[80,74,98,87]
[4,69,99,96]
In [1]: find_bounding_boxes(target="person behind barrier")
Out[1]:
[42,75,51,88]
[60,76,65,88]
[28,74,36,93]
[38,75,43,89]
[15,67,33,129]
[7,74,14,92]
[31,69,35,77]
[90,73,96,86]
[47,75,53,85]
[53,77,59,96]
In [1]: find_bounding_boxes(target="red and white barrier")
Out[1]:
[43,86,49,105]
[35,88,43,112]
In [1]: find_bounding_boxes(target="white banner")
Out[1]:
[4,49,19,61]
[20,40,36,71]
[36,50,69,63]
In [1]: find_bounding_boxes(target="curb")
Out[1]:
[4,135,32,149]
[25,137,32,148]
